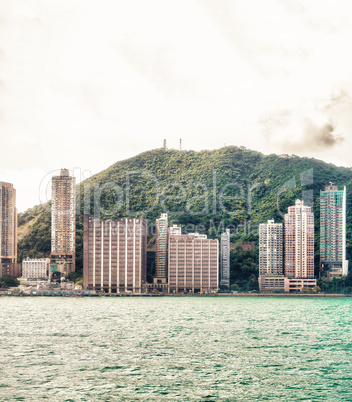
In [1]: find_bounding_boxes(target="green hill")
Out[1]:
[17,146,352,289]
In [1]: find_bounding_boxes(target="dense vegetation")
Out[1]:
[17,146,352,289]
[0,275,20,289]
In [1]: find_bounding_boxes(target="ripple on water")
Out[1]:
[0,297,352,400]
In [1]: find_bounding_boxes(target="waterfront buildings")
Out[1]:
[51,169,76,274]
[220,229,230,288]
[259,220,283,276]
[284,200,316,291]
[0,182,20,277]
[320,184,348,278]
[284,278,317,292]
[259,275,285,292]
[168,228,219,293]
[22,258,50,279]
[284,200,315,279]
[258,219,284,292]
[83,215,147,293]
[155,213,168,282]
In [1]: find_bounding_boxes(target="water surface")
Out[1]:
[1,297,351,401]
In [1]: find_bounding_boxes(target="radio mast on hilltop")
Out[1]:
[179,138,182,151]
[163,139,167,149]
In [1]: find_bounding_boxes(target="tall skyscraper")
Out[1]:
[284,200,314,279]
[0,182,19,277]
[83,215,147,293]
[155,213,168,279]
[51,169,76,275]
[168,229,219,293]
[320,184,348,278]
[220,229,230,288]
[259,220,283,276]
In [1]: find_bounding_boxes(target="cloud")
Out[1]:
[260,107,345,153]
[297,119,343,151]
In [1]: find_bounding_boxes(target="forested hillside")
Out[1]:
[17,146,352,289]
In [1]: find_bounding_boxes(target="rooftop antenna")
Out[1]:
[163,139,167,150]
[179,138,182,151]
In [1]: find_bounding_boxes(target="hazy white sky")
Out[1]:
[1,0,352,211]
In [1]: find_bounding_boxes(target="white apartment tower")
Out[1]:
[259,220,283,275]
[220,229,230,287]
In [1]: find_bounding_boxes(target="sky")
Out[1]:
[1,0,352,212]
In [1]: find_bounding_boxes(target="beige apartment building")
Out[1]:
[83,215,147,293]
[0,182,19,277]
[168,229,219,293]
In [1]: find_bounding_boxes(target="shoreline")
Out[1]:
[1,293,350,298]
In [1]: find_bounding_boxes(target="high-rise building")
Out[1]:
[83,215,147,293]
[168,228,219,293]
[320,184,348,278]
[51,169,76,275]
[0,182,19,277]
[22,258,50,279]
[284,200,315,279]
[155,213,168,279]
[220,229,230,288]
[259,220,283,276]
[258,220,284,292]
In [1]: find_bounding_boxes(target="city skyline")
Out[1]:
[2,2,352,399]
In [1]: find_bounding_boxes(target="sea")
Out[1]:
[0,296,352,401]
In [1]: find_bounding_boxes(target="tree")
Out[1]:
[0,275,20,288]
[67,272,83,283]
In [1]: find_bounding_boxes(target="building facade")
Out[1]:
[168,230,219,293]
[258,219,284,292]
[155,213,168,279]
[320,184,348,278]
[259,220,283,275]
[0,182,19,277]
[220,229,230,288]
[83,215,147,293]
[259,275,285,292]
[51,169,76,274]
[22,258,50,279]
[284,278,318,293]
[284,200,315,279]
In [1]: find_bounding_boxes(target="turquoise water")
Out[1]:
[0,297,352,401]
